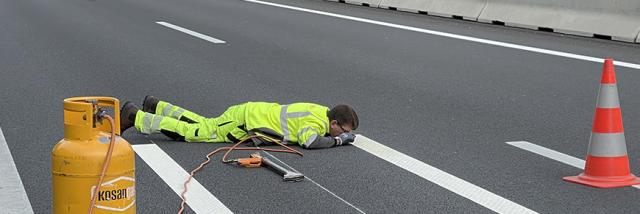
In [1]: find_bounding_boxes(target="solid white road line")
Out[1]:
[244,0,640,70]
[132,143,234,214]
[156,21,226,44]
[353,135,538,214]
[261,151,367,214]
[0,127,34,214]
[506,141,640,189]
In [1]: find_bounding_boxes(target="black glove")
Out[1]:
[334,133,356,146]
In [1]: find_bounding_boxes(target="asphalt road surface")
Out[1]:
[1,0,640,213]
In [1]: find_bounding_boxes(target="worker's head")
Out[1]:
[328,104,359,137]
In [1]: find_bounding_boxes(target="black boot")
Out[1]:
[120,101,140,133]
[142,95,159,114]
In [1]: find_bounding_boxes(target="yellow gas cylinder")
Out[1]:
[52,97,136,213]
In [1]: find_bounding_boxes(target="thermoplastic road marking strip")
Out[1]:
[0,127,34,214]
[244,0,640,70]
[132,143,234,214]
[352,135,537,214]
[506,141,585,169]
[156,21,226,44]
[506,141,640,189]
[260,151,367,214]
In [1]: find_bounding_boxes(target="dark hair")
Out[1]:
[328,104,359,130]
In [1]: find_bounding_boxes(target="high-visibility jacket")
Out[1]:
[135,100,336,148]
[243,102,331,147]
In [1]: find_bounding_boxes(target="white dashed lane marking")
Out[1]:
[354,135,538,214]
[156,21,226,44]
[506,141,640,189]
[132,143,234,214]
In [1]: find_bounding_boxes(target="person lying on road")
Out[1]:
[119,96,358,149]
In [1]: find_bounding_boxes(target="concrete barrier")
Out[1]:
[377,0,486,20]
[478,0,640,43]
[378,0,429,13]
[426,0,487,21]
[345,0,382,7]
[326,0,382,8]
[330,0,640,43]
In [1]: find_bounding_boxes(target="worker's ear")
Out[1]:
[330,120,339,127]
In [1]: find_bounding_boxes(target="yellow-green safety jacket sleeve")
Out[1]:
[299,126,336,149]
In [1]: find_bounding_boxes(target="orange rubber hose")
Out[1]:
[88,115,117,214]
[178,135,303,214]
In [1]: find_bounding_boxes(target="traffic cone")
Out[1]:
[563,58,640,188]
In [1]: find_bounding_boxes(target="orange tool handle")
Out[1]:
[238,157,262,168]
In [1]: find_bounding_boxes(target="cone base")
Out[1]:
[563,173,640,188]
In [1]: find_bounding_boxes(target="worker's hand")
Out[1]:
[335,132,356,146]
